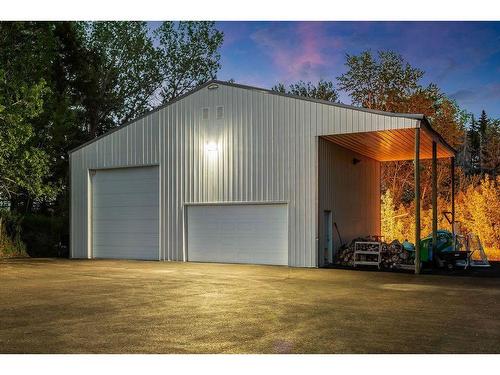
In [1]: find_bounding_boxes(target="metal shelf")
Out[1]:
[353,241,382,269]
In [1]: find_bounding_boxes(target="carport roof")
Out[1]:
[221,81,456,162]
[323,123,455,162]
[69,80,456,159]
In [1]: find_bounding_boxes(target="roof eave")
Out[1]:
[419,116,457,156]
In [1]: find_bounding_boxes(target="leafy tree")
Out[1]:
[0,22,91,214]
[155,21,224,103]
[458,175,500,257]
[79,21,163,137]
[337,50,423,110]
[272,79,338,102]
[337,50,467,208]
[380,190,406,242]
[0,22,56,86]
[0,69,54,206]
[382,87,466,207]
[381,176,500,260]
[0,22,65,211]
[40,22,92,215]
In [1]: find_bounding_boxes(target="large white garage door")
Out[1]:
[92,166,159,260]
[187,204,288,266]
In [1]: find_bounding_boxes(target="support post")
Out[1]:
[451,157,455,234]
[432,142,438,253]
[415,128,421,274]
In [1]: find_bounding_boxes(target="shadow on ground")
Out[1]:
[329,261,500,278]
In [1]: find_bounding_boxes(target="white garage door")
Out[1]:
[92,166,159,260]
[187,204,288,265]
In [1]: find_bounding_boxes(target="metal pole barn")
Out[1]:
[415,128,421,274]
[432,141,438,253]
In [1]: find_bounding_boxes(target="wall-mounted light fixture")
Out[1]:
[205,142,218,153]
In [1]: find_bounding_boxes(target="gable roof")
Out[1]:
[69,80,455,155]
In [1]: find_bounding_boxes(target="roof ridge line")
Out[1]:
[211,79,426,121]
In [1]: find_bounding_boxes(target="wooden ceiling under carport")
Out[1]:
[322,127,455,162]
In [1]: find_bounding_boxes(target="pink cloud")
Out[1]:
[250,22,343,83]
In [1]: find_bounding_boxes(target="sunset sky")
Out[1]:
[149,21,500,118]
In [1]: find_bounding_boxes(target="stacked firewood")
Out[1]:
[380,240,415,269]
[337,245,355,266]
[336,236,371,267]
[336,237,415,269]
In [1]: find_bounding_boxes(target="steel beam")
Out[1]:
[415,128,421,274]
[451,157,455,234]
[432,142,438,253]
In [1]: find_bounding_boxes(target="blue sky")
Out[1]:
[151,22,500,118]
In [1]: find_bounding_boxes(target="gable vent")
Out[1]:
[202,108,209,120]
[216,106,224,119]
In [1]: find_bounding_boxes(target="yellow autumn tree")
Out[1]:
[457,175,500,259]
[381,182,500,260]
[381,190,407,242]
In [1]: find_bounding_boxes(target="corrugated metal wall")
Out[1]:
[318,138,381,266]
[70,82,418,267]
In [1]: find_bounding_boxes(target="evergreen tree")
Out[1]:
[481,116,500,177]
[477,110,489,173]
[467,114,481,173]
[478,110,489,135]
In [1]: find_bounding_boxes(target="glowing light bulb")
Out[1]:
[205,142,218,152]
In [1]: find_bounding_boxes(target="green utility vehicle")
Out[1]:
[419,230,464,269]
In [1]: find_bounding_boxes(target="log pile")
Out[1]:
[381,240,415,269]
[336,237,415,269]
[336,236,371,267]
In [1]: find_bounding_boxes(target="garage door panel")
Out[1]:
[93,193,159,208]
[93,233,159,247]
[95,167,157,180]
[93,220,159,234]
[93,194,159,206]
[93,177,158,186]
[92,166,159,260]
[94,246,158,260]
[93,207,159,220]
[187,204,288,266]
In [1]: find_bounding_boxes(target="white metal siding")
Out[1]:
[70,83,417,267]
[92,166,159,260]
[187,204,288,265]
